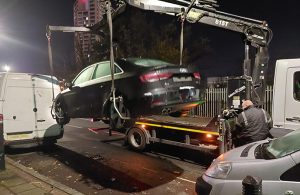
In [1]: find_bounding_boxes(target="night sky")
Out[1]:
[0,0,299,79]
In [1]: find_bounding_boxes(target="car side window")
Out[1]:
[73,66,94,85]
[294,71,300,101]
[92,62,122,79]
[280,163,300,182]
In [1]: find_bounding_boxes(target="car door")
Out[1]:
[63,65,95,118]
[284,69,300,129]
[90,61,123,117]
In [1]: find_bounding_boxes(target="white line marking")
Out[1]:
[88,128,98,134]
[79,118,92,121]
[66,124,83,129]
[176,177,196,184]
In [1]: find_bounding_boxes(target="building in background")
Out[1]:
[73,0,104,68]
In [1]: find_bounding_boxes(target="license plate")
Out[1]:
[173,76,192,82]
[7,134,31,141]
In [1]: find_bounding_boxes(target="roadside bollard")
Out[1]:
[0,119,5,170]
[242,175,262,195]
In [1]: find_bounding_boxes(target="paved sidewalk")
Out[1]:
[0,157,83,195]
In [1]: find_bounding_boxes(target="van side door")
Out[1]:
[32,75,62,137]
[2,76,36,140]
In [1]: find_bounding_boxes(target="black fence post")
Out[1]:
[0,120,5,170]
[242,175,262,195]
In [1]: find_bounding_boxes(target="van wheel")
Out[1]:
[127,127,147,152]
[109,97,131,130]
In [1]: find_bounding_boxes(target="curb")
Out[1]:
[6,157,84,195]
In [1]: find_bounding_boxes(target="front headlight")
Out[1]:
[205,162,232,179]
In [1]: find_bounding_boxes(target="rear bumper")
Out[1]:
[130,87,203,116]
[4,129,64,146]
[5,135,63,146]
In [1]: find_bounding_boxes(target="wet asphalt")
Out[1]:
[6,118,214,195]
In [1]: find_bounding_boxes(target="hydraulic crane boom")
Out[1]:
[123,0,272,48]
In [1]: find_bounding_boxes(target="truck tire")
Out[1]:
[127,127,147,152]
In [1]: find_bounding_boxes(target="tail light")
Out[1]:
[140,72,173,82]
[193,72,201,80]
[0,114,3,122]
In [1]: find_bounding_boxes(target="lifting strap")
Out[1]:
[180,15,184,66]
[106,1,130,121]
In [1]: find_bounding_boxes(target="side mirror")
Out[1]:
[65,82,73,89]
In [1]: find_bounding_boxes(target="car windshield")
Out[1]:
[126,58,176,67]
[265,130,300,158]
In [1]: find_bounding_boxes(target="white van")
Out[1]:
[0,72,63,146]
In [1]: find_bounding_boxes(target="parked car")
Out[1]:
[195,130,300,195]
[53,58,204,129]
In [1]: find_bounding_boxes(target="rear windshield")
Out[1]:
[126,58,176,67]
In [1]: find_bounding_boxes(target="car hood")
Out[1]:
[214,140,269,163]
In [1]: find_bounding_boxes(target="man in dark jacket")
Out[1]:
[234,100,272,147]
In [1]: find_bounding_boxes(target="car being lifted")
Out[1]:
[53,58,205,129]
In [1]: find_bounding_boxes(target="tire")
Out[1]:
[109,97,131,130]
[127,127,147,152]
[54,100,70,126]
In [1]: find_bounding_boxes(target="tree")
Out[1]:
[90,6,212,65]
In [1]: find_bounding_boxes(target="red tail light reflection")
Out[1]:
[140,72,173,82]
[193,72,201,80]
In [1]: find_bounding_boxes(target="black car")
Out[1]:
[53,58,204,129]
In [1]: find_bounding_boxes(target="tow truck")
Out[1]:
[105,0,272,154]
[47,0,272,155]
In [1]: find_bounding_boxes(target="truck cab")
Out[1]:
[272,59,300,131]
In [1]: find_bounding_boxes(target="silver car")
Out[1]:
[196,130,300,195]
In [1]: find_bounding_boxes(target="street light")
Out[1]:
[3,65,10,72]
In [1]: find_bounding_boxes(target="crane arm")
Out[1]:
[122,0,272,48]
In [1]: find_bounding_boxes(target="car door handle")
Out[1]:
[37,120,46,122]
[286,117,300,122]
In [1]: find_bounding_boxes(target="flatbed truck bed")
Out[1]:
[125,115,220,154]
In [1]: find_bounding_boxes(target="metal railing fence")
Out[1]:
[189,85,273,117]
